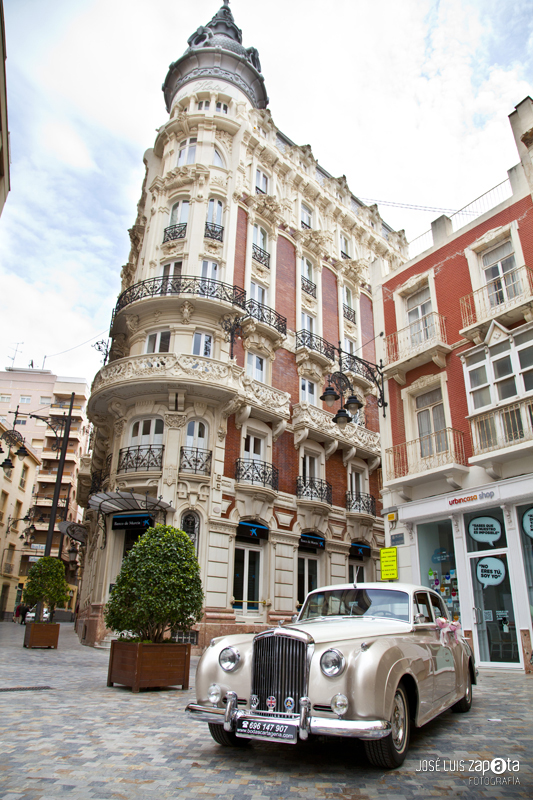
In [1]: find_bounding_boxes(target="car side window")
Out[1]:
[414,592,433,623]
[429,592,449,621]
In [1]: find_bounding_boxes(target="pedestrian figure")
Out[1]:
[20,604,29,625]
[13,603,21,623]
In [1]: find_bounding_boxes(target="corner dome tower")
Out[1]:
[162,0,268,112]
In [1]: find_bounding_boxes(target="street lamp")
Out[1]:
[320,341,386,427]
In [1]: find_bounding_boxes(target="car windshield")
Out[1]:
[299,588,410,622]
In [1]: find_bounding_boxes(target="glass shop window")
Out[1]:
[417,519,462,622]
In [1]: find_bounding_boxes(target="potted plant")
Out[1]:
[22,556,69,649]
[105,524,204,693]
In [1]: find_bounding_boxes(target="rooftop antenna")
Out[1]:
[7,342,24,368]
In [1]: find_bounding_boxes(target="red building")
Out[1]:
[374,96,533,674]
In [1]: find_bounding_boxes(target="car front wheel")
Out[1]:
[364,683,410,769]
[208,723,250,747]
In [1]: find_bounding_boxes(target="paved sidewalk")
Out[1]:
[0,621,532,800]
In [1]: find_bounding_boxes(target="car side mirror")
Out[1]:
[414,612,425,624]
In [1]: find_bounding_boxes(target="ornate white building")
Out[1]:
[77,1,406,648]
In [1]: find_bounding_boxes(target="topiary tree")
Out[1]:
[22,557,70,622]
[104,524,204,643]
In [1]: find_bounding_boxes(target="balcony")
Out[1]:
[235,458,279,491]
[252,243,270,268]
[296,477,332,505]
[469,397,533,467]
[341,251,350,260]
[385,428,468,492]
[460,265,533,342]
[162,222,187,243]
[346,492,376,517]
[301,221,311,230]
[384,313,451,384]
[296,331,336,363]
[113,275,247,317]
[117,445,164,474]
[204,222,224,242]
[301,276,317,298]
[2,562,15,576]
[179,447,212,476]
[343,304,356,324]
[292,402,380,460]
[255,185,266,195]
[244,299,287,336]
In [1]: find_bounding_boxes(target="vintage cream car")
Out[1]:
[186,583,476,768]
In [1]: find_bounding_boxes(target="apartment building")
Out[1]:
[373,97,533,673]
[76,1,406,647]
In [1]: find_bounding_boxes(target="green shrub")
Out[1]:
[22,557,70,622]
[104,524,204,643]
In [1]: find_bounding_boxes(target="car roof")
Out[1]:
[307,582,439,596]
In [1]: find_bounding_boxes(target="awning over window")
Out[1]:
[57,521,88,544]
[88,491,175,516]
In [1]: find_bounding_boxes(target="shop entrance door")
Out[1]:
[468,550,520,666]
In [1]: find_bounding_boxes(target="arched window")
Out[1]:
[177,137,197,166]
[213,148,224,168]
[169,199,189,226]
[181,510,200,551]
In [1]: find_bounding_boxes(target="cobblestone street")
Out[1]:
[0,622,532,799]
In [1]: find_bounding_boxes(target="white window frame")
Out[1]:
[193,332,213,358]
[253,223,268,251]
[0,395,11,403]
[392,270,437,337]
[201,260,218,281]
[169,199,190,226]
[207,198,223,226]
[255,169,268,194]
[401,373,451,446]
[19,396,31,404]
[340,233,350,257]
[301,312,315,333]
[185,419,208,450]
[146,330,171,354]
[246,351,266,383]
[464,221,526,295]
[300,378,317,405]
[213,148,224,168]
[177,138,197,167]
[216,101,228,114]
[233,543,263,615]
[250,280,267,305]
[197,100,210,111]
[39,396,51,405]
[297,554,319,607]
[301,257,313,281]
[301,203,313,228]
[130,418,164,447]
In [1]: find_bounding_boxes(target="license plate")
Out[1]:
[235,717,298,744]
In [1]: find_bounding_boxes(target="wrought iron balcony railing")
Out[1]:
[471,397,533,456]
[346,492,376,516]
[301,276,317,298]
[301,220,311,230]
[460,265,533,329]
[252,243,270,268]
[296,477,332,505]
[255,186,266,195]
[205,222,224,242]
[117,445,164,474]
[235,458,279,490]
[341,251,350,260]
[179,447,212,476]
[385,428,466,481]
[296,330,337,361]
[343,304,357,324]
[115,275,247,314]
[245,299,287,335]
[384,312,448,365]
[163,223,187,243]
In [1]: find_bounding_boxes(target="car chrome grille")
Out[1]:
[251,633,308,715]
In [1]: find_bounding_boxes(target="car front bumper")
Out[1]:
[185,693,391,741]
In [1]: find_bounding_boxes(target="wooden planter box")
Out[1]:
[107,640,191,693]
[23,623,60,649]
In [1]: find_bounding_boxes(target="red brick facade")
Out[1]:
[322,266,339,345]
[276,235,297,331]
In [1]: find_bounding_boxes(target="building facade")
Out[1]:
[0,368,91,607]
[77,2,406,648]
[0,421,40,620]
[374,96,533,674]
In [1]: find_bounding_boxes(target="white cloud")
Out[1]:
[41,120,96,170]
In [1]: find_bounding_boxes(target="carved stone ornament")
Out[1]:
[245,194,283,227]
[164,465,177,486]
[294,228,332,260]
[404,374,441,394]
[181,300,195,324]
[113,419,126,437]
[215,129,233,155]
[124,315,140,335]
[157,164,210,196]
[120,262,136,292]
[164,414,187,429]
[108,334,128,363]
[161,240,186,257]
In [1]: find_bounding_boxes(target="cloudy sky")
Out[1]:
[1,0,532,384]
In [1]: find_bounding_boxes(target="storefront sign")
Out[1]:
[111,514,154,532]
[31,544,46,550]
[521,507,533,539]
[28,556,41,562]
[299,533,325,550]
[431,548,453,563]
[468,516,502,547]
[476,556,505,589]
[390,533,404,546]
[350,542,371,559]
[380,547,398,580]
[236,521,269,541]
[448,490,495,506]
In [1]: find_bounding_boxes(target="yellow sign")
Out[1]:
[380,547,398,581]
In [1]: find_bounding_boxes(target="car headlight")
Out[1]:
[207,683,222,705]
[330,693,349,716]
[219,646,241,672]
[320,648,346,677]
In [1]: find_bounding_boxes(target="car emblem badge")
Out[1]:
[250,694,259,709]
[266,695,277,710]
[284,697,295,712]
